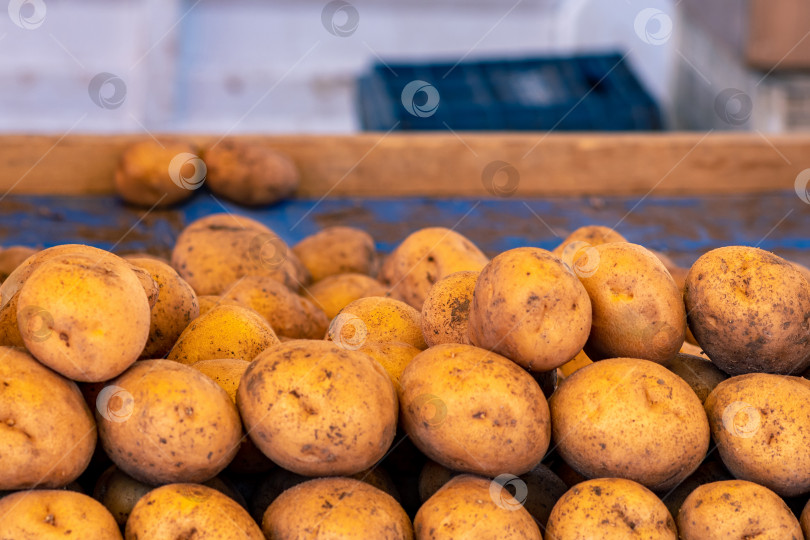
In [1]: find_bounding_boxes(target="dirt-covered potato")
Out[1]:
[667,352,728,402]
[380,227,489,309]
[114,139,201,207]
[204,140,299,206]
[468,247,591,372]
[220,275,328,339]
[0,245,37,281]
[167,304,279,364]
[685,246,810,374]
[128,264,160,309]
[0,347,96,490]
[0,490,122,539]
[263,477,412,540]
[356,340,421,388]
[127,256,200,358]
[126,483,263,540]
[546,478,676,540]
[97,359,242,485]
[238,340,398,476]
[303,273,391,319]
[678,480,802,540]
[704,373,810,496]
[328,296,427,350]
[551,225,628,257]
[292,226,380,282]
[400,343,550,477]
[415,474,541,540]
[549,357,709,491]
[171,213,305,296]
[577,242,686,365]
[421,270,476,347]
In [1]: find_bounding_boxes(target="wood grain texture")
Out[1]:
[0,133,807,196]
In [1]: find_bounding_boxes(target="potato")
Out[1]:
[801,498,810,539]
[421,270,476,347]
[204,140,299,206]
[549,357,709,491]
[127,257,200,358]
[263,477,412,540]
[415,474,541,540]
[303,273,390,319]
[293,226,380,282]
[546,478,676,540]
[418,460,458,503]
[678,480,802,539]
[791,260,810,284]
[356,340,421,388]
[167,304,279,364]
[0,347,96,490]
[197,295,224,316]
[400,343,550,477]
[328,296,427,350]
[128,264,160,309]
[704,373,810,496]
[0,245,37,281]
[221,275,328,339]
[577,242,686,365]
[685,246,810,374]
[114,139,201,207]
[238,340,398,476]
[557,349,592,379]
[666,352,728,402]
[0,489,122,539]
[171,213,305,296]
[126,483,263,540]
[660,456,733,519]
[551,225,627,257]
[380,227,489,309]
[97,359,242,484]
[468,247,591,372]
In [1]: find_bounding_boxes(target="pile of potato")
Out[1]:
[3,215,810,540]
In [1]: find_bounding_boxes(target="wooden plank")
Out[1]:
[0,133,807,197]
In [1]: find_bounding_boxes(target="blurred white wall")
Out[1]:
[0,0,675,133]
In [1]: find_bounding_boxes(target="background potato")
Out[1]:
[400,343,550,477]
[704,373,810,496]
[263,477,412,540]
[660,455,733,519]
[546,478,676,540]
[328,296,427,350]
[468,247,591,372]
[667,352,728,402]
[678,480,802,540]
[97,359,242,485]
[0,490,122,540]
[549,357,709,491]
[551,225,628,257]
[578,242,686,365]
[167,304,279,364]
[128,263,160,309]
[304,273,391,319]
[238,340,398,476]
[292,226,380,282]
[356,340,421,388]
[415,475,541,540]
[126,483,263,540]
[379,227,489,309]
[0,347,96,490]
[801,498,810,539]
[114,139,199,207]
[684,246,810,374]
[421,270,477,347]
[0,245,38,281]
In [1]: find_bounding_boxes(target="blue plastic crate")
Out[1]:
[356,53,662,131]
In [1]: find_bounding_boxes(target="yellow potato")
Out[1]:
[0,245,38,281]
[557,349,592,379]
[356,340,421,388]
[114,139,200,207]
[292,226,380,282]
[0,490,122,539]
[551,225,627,256]
[666,352,728,402]
[303,273,390,319]
[196,294,226,316]
[421,270,477,347]
[328,296,427,350]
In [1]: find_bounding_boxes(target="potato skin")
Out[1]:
[578,242,686,365]
[400,343,550,477]
[551,225,627,256]
[549,357,709,491]
[666,352,728,402]
[678,480,802,540]
[0,347,96,490]
[0,490,122,540]
[415,475,541,540]
[238,340,398,476]
[546,478,676,540]
[303,273,390,319]
[114,140,199,207]
[801,498,810,539]
[97,360,242,485]
[263,477,412,540]
[704,373,810,496]
[292,226,380,282]
[356,340,421,388]
[421,271,477,347]
[328,296,427,350]
[468,247,591,372]
[126,483,263,540]
[0,245,38,281]
[684,246,810,374]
